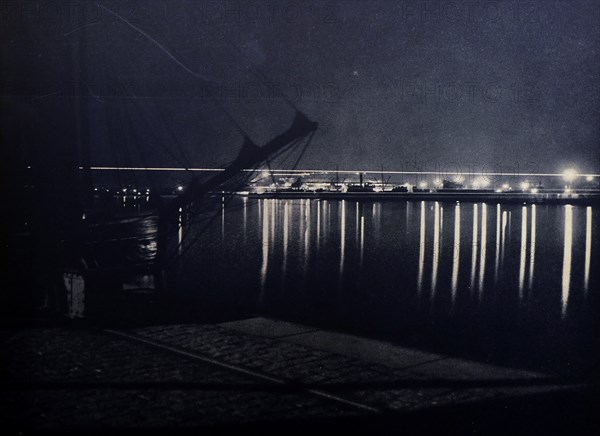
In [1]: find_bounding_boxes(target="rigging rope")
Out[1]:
[94,3,251,139]
[166,129,312,264]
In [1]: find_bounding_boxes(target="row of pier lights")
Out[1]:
[87,168,597,196]
[412,169,596,192]
[252,167,598,194]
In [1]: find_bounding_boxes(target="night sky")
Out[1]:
[2,0,599,177]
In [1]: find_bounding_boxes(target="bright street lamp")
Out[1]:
[562,168,579,183]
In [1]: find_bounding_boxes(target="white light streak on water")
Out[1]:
[260,200,269,293]
[270,199,276,246]
[178,207,183,254]
[584,207,592,293]
[243,196,247,239]
[528,205,536,290]
[360,215,365,270]
[495,204,501,283]
[451,203,461,305]
[304,200,311,275]
[418,201,426,294]
[518,206,528,298]
[440,205,444,244]
[431,202,440,296]
[355,202,360,243]
[470,204,479,290]
[340,200,346,276]
[221,198,225,241]
[478,203,488,295]
[562,205,573,318]
[501,210,508,268]
[283,202,289,275]
[316,200,321,251]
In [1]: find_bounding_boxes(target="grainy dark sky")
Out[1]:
[2,0,599,177]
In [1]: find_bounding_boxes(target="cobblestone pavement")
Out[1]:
[0,319,584,432]
[132,322,566,412]
[0,328,357,431]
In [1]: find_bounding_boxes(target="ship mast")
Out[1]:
[154,111,318,289]
[161,111,317,217]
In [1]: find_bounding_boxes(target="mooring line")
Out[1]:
[104,328,381,414]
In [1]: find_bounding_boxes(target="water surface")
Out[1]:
[159,198,599,374]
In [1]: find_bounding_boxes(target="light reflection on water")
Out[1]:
[519,206,527,298]
[478,203,487,296]
[451,203,460,303]
[194,198,596,315]
[584,206,592,292]
[418,201,426,294]
[176,198,597,372]
[529,204,537,290]
[562,205,573,318]
[470,203,478,291]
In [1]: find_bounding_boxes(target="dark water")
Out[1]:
[164,197,598,375]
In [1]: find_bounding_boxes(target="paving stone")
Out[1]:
[219,317,317,338]
[0,328,354,430]
[2,317,575,430]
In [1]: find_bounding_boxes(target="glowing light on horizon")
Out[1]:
[473,177,489,188]
[562,168,579,183]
